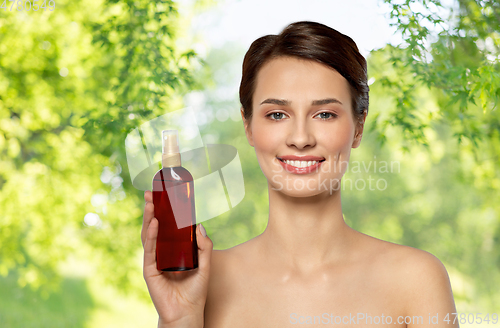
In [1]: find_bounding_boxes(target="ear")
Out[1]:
[241,107,254,147]
[352,110,367,149]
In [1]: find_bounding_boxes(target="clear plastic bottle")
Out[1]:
[152,129,198,271]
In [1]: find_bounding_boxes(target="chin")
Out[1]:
[275,188,326,198]
[266,170,344,197]
[268,176,330,197]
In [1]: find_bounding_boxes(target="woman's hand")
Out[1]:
[142,190,213,328]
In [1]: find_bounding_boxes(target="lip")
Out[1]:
[277,155,325,161]
[276,156,325,174]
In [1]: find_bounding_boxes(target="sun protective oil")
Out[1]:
[152,129,198,271]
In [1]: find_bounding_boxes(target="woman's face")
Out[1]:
[241,56,365,197]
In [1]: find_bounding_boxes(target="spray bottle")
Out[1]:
[152,129,198,271]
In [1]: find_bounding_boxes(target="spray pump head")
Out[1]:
[161,129,181,167]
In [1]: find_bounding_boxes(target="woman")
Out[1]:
[141,21,458,328]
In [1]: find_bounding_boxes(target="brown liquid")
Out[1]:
[152,167,198,271]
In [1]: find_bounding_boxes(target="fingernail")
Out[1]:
[199,224,207,237]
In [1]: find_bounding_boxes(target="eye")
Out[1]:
[315,112,338,120]
[266,112,287,121]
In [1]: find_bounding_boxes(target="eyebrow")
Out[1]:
[259,98,343,106]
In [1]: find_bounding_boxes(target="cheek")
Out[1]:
[250,124,286,175]
[318,122,354,150]
[250,125,271,163]
[252,123,279,151]
[330,124,355,174]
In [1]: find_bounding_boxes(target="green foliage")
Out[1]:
[359,0,500,310]
[0,0,208,300]
[379,0,500,153]
[0,269,94,328]
[83,0,204,150]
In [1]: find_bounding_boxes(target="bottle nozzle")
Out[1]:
[161,129,181,168]
[162,129,180,154]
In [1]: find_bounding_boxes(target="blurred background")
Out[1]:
[1,0,499,326]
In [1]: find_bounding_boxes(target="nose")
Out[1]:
[286,119,316,149]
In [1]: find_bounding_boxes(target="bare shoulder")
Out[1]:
[205,239,259,327]
[389,243,456,309]
[357,232,457,325]
[373,236,452,291]
[208,248,237,285]
[356,231,450,277]
[395,245,451,283]
[210,237,257,270]
[392,245,457,326]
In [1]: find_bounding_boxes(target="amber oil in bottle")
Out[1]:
[152,129,198,271]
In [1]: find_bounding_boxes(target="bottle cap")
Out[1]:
[162,129,180,154]
[162,129,181,167]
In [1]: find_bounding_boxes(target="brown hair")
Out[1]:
[239,21,369,126]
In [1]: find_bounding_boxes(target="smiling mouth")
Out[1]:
[277,157,326,168]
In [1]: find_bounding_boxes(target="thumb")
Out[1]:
[196,223,213,273]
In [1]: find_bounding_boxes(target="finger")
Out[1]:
[142,201,154,247]
[196,224,213,275]
[145,190,153,203]
[143,217,161,277]
[142,192,155,248]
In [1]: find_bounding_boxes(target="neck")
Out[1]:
[256,180,356,273]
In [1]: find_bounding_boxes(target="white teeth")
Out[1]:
[283,160,319,168]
